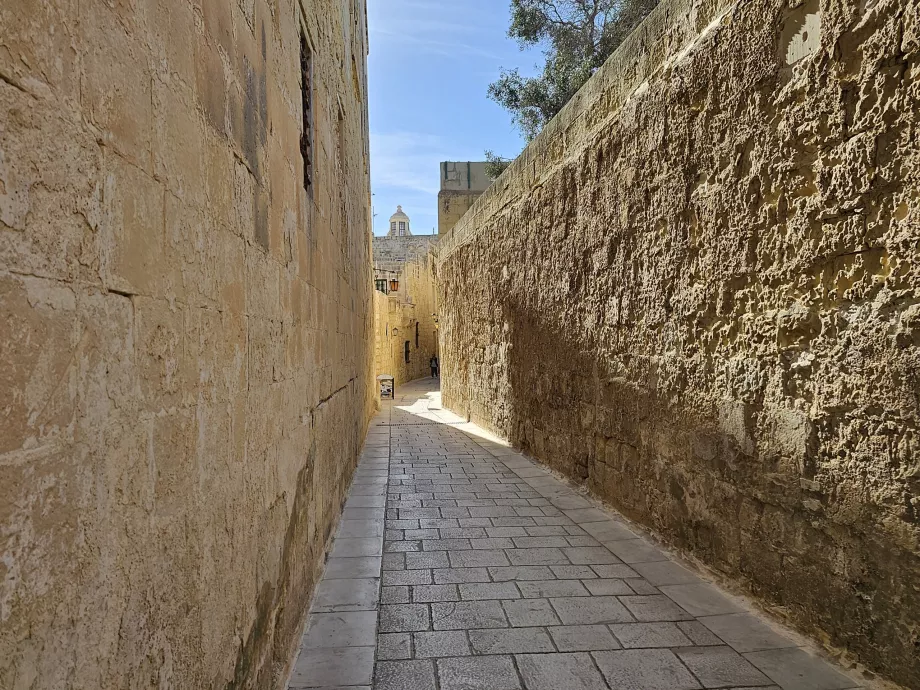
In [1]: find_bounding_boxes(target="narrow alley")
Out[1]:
[3,0,917,686]
[288,379,861,690]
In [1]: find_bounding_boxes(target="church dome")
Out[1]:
[388,206,412,236]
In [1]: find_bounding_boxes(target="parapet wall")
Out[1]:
[373,234,439,269]
[437,0,920,685]
[1,0,374,687]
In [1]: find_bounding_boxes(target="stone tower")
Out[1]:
[438,161,493,234]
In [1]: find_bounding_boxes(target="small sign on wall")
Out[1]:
[378,374,395,400]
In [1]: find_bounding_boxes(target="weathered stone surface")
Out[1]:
[436,0,920,685]
[0,0,375,687]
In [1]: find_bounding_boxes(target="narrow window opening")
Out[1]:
[404,341,410,364]
[415,322,419,348]
[300,33,314,195]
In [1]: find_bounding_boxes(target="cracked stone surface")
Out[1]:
[289,380,864,689]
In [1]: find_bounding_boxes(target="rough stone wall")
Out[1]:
[0,0,374,688]
[437,0,920,685]
[373,254,439,388]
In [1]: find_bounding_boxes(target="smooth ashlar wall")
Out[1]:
[437,0,920,685]
[0,0,374,687]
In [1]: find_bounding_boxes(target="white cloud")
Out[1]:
[371,29,506,61]
[370,131,453,196]
[368,0,513,61]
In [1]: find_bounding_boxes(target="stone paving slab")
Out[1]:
[289,379,866,689]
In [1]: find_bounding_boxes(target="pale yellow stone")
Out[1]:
[0,0,374,688]
[436,0,920,686]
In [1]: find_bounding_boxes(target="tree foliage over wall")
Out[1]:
[484,150,512,179]
[489,0,661,141]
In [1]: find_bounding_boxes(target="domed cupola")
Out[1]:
[388,206,412,237]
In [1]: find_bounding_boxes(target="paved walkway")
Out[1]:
[288,379,863,690]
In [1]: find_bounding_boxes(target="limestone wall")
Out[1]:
[438,191,481,236]
[438,162,492,235]
[372,233,438,270]
[440,162,493,192]
[0,0,374,687]
[437,0,920,685]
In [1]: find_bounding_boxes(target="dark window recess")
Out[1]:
[404,341,410,364]
[300,34,314,194]
[415,322,419,348]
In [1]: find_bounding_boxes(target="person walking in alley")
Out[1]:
[430,355,439,379]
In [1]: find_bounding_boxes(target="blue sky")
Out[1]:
[367,0,542,236]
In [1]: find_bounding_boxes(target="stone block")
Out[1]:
[311,578,380,613]
[381,587,410,605]
[290,647,375,688]
[434,568,492,584]
[414,630,471,658]
[548,625,621,652]
[619,595,695,622]
[81,5,152,167]
[379,604,431,633]
[331,538,382,558]
[377,633,411,661]
[698,614,795,653]
[506,548,569,566]
[374,659,437,690]
[609,622,693,648]
[659,583,746,617]
[502,599,561,627]
[583,579,633,596]
[516,652,609,690]
[676,646,773,688]
[518,580,591,598]
[449,549,510,568]
[412,585,459,603]
[593,649,701,690]
[469,627,554,655]
[432,601,508,630]
[563,547,622,565]
[437,656,522,690]
[459,582,521,600]
[743,648,859,690]
[550,596,634,625]
[302,611,378,648]
[326,557,382,580]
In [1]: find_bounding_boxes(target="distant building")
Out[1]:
[438,161,493,235]
[373,207,439,388]
[374,206,437,274]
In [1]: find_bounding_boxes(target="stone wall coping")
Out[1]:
[436,0,736,264]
